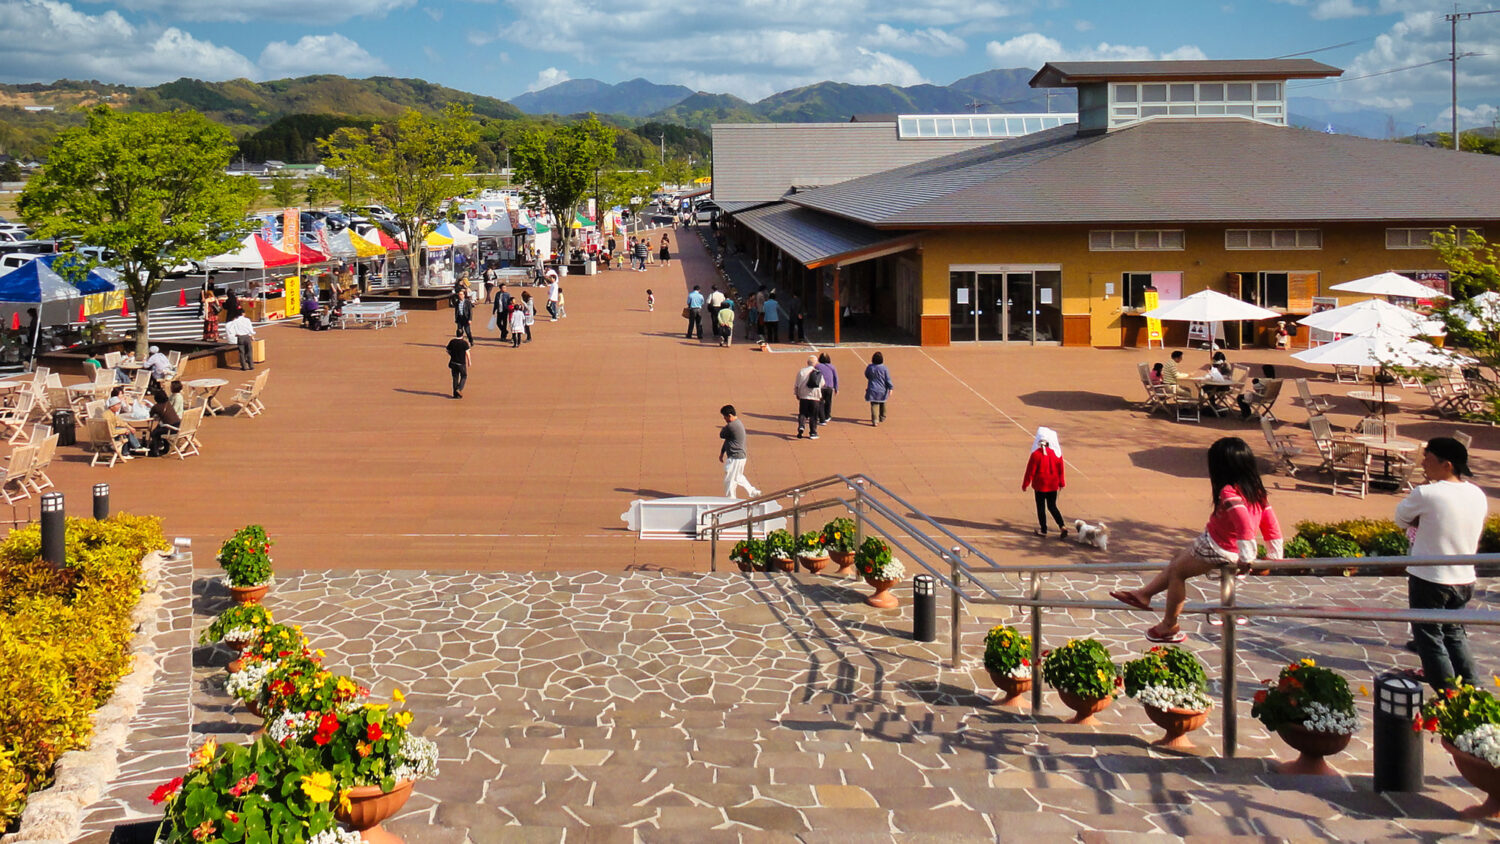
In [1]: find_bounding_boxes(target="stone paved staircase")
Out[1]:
[94,569,1500,841]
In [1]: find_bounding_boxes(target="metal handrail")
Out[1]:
[702,474,1500,758]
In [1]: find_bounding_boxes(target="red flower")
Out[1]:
[1444,688,1458,699]
[1020,658,1030,667]
[226,811,240,824]
[228,772,258,796]
[1253,690,1267,704]
[313,711,341,746]
[1412,716,1423,733]
[366,722,384,742]
[1424,716,1440,732]
[149,776,183,805]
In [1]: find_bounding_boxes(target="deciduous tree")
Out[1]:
[511,115,616,261]
[268,171,300,208]
[318,105,478,293]
[18,106,256,355]
[1430,227,1500,418]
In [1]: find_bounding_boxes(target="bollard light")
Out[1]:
[912,573,937,642]
[92,483,110,520]
[40,491,65,569]
[171,537,192,561]
[1373,671,1425,792]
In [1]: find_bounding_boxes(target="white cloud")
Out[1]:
[259,34,386,77]
[0,0,256,85]
[528,67,571,92]
[984,33,1205,68]
[111,0,414,24]
[1073,19,1093,32]
[1310,0,1368,19]
[862,24,964,56]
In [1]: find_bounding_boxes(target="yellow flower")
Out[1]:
[395,711,413,728]
[1493,675,1500,689]
[336,676,359,697]
[1096,669,1107,681]
[392,689,405,703]
[1359,684,1369,697]
[299,771,334,803]
[338,788,353,814]
[316,649,326,658]
[1300,658,1316,667]
[190,739,217,769]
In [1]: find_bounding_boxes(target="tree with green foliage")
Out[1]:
[511,115,616,260]
[304,174,339,208]
[1430,227,1500,419]
[596,167,659,225]
[268,171,300,208]
[318,105,478,293]
[18,106,256,355]
[0,160,20,182]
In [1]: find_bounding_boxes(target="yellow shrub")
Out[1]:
[0,514,164,832]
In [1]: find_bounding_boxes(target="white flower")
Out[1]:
[389,734,439,782]
[872,558,906,580]
[1300,700,1359,735]
[1007,663,1031,680]
[1133,684,1214,712]
[308,829,362,844]
[224,659,279,702]
[221,574,272,588]
[221,626,255,645]
[1456,723,1500,767]
[267,710,318,743]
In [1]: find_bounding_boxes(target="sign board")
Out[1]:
[281,208,299,256]
[956,287,970,305]
[1309,296,1338,346]
[1415,270,1450,299]
[1143,290,1162,347]
[1187,321,1224,348]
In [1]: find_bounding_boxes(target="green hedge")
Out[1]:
[1286,516,1500,559]
[0,515,165,832]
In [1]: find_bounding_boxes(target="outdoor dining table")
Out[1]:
[1342,434,1421,490]
[1179,375,1236,416]
[1346,389,1402,416]
[185,377,229,416]
[0,381,25,406]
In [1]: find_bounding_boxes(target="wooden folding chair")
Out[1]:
[1245,379,1283,422]
[84,418,122,468]
[1330,446,1370,499]
[1294,378,1333,414]
[1260,417,1305,477]
[232,370,269,417]
[166,406,204,459]
[124,370,151,405]
[1,445,37,504]
[1453,430,1474,450]
[1308,414,1358,475]
[1333,364,1361,383]
[0,391,37,444]
[28,433,57,493]
[1175,386,1201,423]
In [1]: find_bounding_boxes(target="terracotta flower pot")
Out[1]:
[1144,705,1209,750]
[245,696,265,719]
[863,576,900,608]
[336,779,415,844]
[229,582,270,605]
[1274,723,1351,776]
[829,550,855,575]
[734,559,753,573]
[799,554,831,575]
[771,556,795,573]
[1057,690,1113,726]
[985,668,1032,708]
[226,651,247,674]
[1442,738,1500,820]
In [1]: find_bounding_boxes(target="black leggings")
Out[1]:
[1034,490,1063,532]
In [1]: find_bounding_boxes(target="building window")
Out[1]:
[1386,227,1484,249]
[897,113,1076,139]
[1109,80,1287,128]
[1225,229,1321,250]
[1088,229,1185,251]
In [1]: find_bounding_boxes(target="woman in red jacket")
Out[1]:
[1022,426,1066,537]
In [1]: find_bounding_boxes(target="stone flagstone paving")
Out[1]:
[81,567,1499,842]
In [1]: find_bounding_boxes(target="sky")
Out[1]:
[1,0,1497,129]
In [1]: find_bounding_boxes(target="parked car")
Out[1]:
[0,229,32,244]
[0,252,45,272]
[694,200,720,223]
[362,205,397,222]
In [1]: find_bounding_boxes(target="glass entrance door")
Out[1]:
[1003,273,1032,341]
[977,273,1004,341]
[950,268,1061,343]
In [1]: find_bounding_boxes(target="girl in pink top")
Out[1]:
[1111,437,1283,643]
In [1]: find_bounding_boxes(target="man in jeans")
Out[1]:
[1395,437,1487,691]
[718,405,760,499]
[794,354,822,440]
[223,312,256,371]
[686,285,704,339]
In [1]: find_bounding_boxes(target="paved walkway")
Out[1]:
[32,226,1500,575]
[82,566,1499,841]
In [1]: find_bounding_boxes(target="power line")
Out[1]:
[1287,56,1467,90]
[1272,37,1375,59]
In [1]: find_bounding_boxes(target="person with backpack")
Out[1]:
[794,354,823,439]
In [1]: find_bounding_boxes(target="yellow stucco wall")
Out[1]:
[917,223,1467,346]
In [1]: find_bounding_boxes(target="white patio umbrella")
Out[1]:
[1293,325,1470,438]
[1458,291,1500,331]
[1297,298,1427,336]
[1140,289,1280,349]
[1329,271,1446,300]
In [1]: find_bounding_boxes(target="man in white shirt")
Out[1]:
[223,313,257,371]
[793,354,823,440]
[1394,437,1487,691]
[547,276,560,321]
[142,345,172,380]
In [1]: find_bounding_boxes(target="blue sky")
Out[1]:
[1,0,1496,128]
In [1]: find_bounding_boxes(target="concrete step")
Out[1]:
[97,305,203,342]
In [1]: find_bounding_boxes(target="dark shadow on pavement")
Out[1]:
[393,388,454,398]
[1018,390,1131,412]
[614,487,682,499]
[1130,445,1209,479]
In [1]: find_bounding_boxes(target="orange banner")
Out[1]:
[282,208,300,255]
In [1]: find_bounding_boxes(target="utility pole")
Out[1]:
[1446,7,1500,151]
[659,132,666,166]
[965,98,985,114]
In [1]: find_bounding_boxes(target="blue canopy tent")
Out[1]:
[0,259,84,362]
[39,253,120,295]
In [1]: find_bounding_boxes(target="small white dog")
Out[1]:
[1072,519,1109,552]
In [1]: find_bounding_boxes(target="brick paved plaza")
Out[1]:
[38,229,1500,841]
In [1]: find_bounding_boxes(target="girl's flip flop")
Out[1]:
[1109,590,1150,611]
[1145,625,1187,644]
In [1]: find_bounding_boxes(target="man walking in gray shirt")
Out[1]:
[719,405,760,499]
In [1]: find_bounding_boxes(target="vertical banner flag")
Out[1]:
[315,219,331,256]
[282,208,300,254]
[1144,289,1162,346]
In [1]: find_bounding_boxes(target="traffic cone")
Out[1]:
[9,313,17,331]
[120,299,129,318]
[178,288,188,307]
[78,303,86,322]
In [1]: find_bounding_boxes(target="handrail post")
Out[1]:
[1029,571,1043,714]
[791,490,802,542]
[1220,562,1238,758]
[710,514,719,573]
[853,479,866,548]
[949,546,962,667]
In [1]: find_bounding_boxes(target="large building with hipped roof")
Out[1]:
[711,59,1500,347]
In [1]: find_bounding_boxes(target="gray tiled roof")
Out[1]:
[786,119,1500,228]
[731,202,916,267]
[1031,60,1340,87]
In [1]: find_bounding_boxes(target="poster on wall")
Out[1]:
[1309,296,1338,345]
[1415,270,1450,299]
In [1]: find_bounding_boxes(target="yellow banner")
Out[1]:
[284,275,300,317]
[1144,290,1162,344]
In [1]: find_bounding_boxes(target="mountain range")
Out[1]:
[512,68,1419,139]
